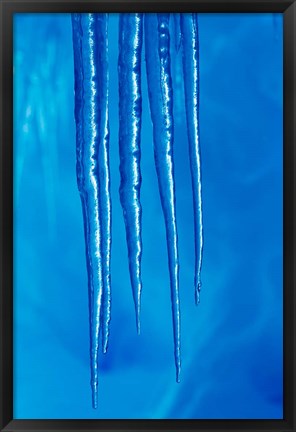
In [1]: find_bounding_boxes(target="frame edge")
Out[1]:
[284,1,296,428]
[1,1,295,431]
[0,1,14,431]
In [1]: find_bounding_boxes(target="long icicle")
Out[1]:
[118,13,143,334]
[72,13,110,408]
[173,13,182,52]
[145,13,181,382]
[95,14,112,354]
[180,14,203,305]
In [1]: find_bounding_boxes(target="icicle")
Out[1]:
[173,13,182,52]
[71,13,111,408]
[180,14,203,305]
[118,13,143,334]
[95,14,112,354]
[145,13,181,382]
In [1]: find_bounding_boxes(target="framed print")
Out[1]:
[0,0,295,431]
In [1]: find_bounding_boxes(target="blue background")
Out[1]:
[13,13,283,419]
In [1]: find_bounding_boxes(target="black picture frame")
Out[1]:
[1,0,295,431]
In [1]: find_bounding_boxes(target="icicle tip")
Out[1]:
[92,386,98,409]
[103,340,108,354]
[136,300,141,335]
[195,281,201,306]
[176,366,181,383]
